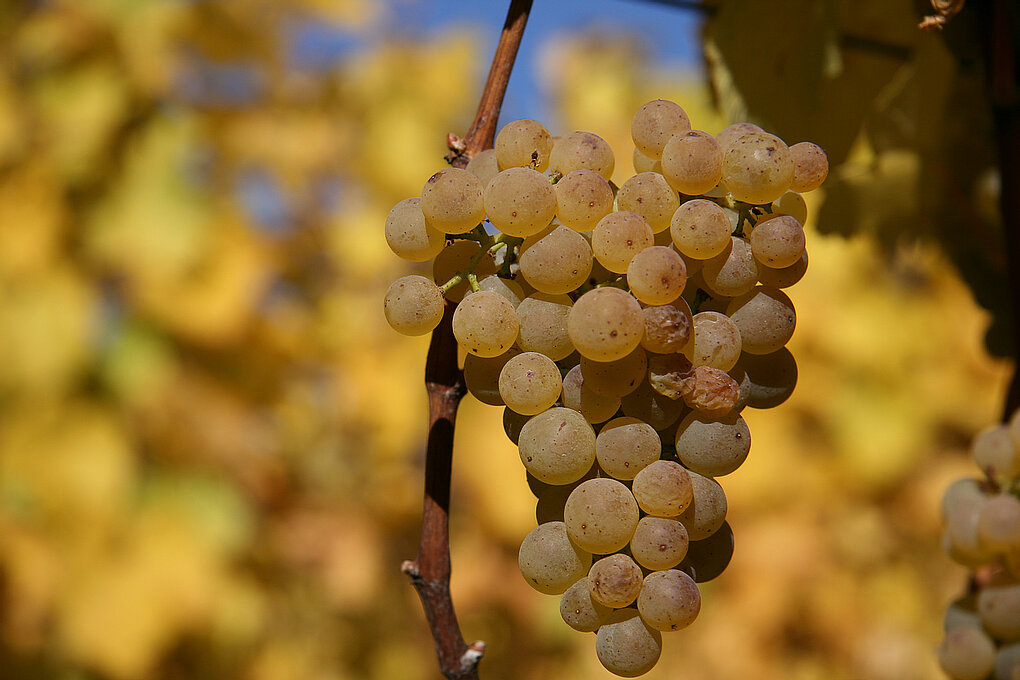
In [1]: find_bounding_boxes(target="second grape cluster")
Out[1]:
[384,99,827,677]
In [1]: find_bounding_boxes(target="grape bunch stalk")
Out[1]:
[384,99,827,676]
[938,412,1020,680]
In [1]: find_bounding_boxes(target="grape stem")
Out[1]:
[404,2,532,679]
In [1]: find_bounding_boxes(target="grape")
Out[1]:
[977,493,1020,551]
[420,167,486,234]
[452,290,520,358]
[596,417,661,480]
[636,569,701,632]
[560,576,612,632]
[684,311,742,371]
[945,596,983,632]
[617,172,681,233]
[677,471,727,540]
[641,301,693,354]
[721,131,794,205]
[595,608,663,678]
[589,553,644,608]
[549,130,615,179]
[701,236,760,298]
[433,240,498,302]
[630,516,690,571]
[567,288,645,362]
[516,292,575,361]
[627,246,688,305]
[749,214,806,269]
[756,250,809,289]
[503,407,531,445]
[519,224,594,295]
[463,348,520,406]
[562,364,622,424]
[942,478,987,520]
[975,423,1020,482]
[725,286,796,355]
[632,460,694,516]
[661,130,723,196]
[650,357,739,415]
[788,141,829,192]
[631,99,691,160]
[466,148,500,188]
[945,490,995,566]
[518,521,591,595]
[632,147,663,174]
[534,464,599,524]
[518,407,597,485]
[580,348,648,398]
[620,378,687,431]
[715,122,764,152]
[384,197,445,262]
[499,351,563,415]
[995,643,1020,680]
[564,477,640,554]
[733,348,798,409]
[555,169,614,231]
[675,411,751,477]
[477,274,524,308]
[771,190,809,225]
[484,167,557,237]
[978,583,1020,640]
[679,521,734,582]
[670,198,733,260]
[592,211,655,274]
[383,275,445,336]
[938,626,997,680]
[495,118,552,171]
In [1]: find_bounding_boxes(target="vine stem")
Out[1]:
[402,2,533,679]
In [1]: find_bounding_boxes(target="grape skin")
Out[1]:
[561,365,622,424]
[725,286,797,355]
[788,141,829,193]
[564,477,640,554]
[637,569,701,632]
[451,290,520,358]
[555,169,615,231]
[630,516,689,571]
[589,553,644,608]
[384,197,446,262]
[721,131,794,205]
[675,411,751,478]
[499,351,563,416]
[595,608,663,678]
[617,172,681,234]
[596,417,662,480]
[684,311,742,372]
[632,460,694,517]
[518,407,597,485]
[519,225,594,295]
[701,236,760,298]
[641,301,693,354]
[579,349,648,398]
[670,199,733,260]
[515,292,575,361]
[484,167,557,237]
[567,288,645,362]
[518,521,592,595]
[749,214,806,269]
[432,240,497,303]
[495,118,553,171]
[938,626,997,680]
[677,471,727,541]
[383,275,445,336]
[627,245,688,306]
[550,130,616,179]
[420,167,486,234]
[631,99,691,160]
[463,348,520,406]
[560,576,612,632]
[661,130,723,196]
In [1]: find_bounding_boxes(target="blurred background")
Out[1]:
[0,1,1013,679]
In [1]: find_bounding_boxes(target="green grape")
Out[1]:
[561,576,612,632]
[516,292,574,361]
[495,118,553,171]
[701,236,760,298]
[771,190,809,225]
[564,477,640,554]
[677,471,727,540]
[631,99,691,160]
[627,245,687,305]
[466,148,500,187]
[452,290,520,358]
[630,516,689,571]
[942,478,986,520]
[555,169,614,231]
[977,494,1020,551]
[733,348,798,409]
[596,416,661,480]
[484,167,557,237]
[788,141,828,192]
[721,131,794,205]
[463,348,520,406]
[976,423,1020,482]
[549,130,616,179]
[519,224,594,295]
[938,626,997,680]
[978,584,1020,640]
[714,122,764,152]
[579,348,648,398]
[675,411,751,477]
[725,286,796,355]
[503,407,532,445]
[632,146,663,174]
[596,608,663,677]
[945,490,995,567]
[661,130,723,196]
[684,311,742,371]
[589,553,644,608]
[384,197,445,262]
[567,288,645,362]
[679,521,734,582]
[670,198,733,260]
[477,274,524,308]
[994,643,1020,680]
[518,521,591,595]
[756,251,808,289]
[561,365,622,424]
[383,275,445,336]
[636,569,701,632]
[620,378,687,431]
[749,214,806,269]
[499,351,563,415]
[592,211,655,274]
[433,240,498,302]
[632,460,693,517]
[618,172,681,233]
[518,407,597,485]
[420,167,486,234]
[641,300,693,354]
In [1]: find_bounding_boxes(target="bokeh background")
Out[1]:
[0,1,1012,679]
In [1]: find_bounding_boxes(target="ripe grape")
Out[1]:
[630,516,690,571]
[567,288,645,362]
[564,477,640,554]
[637,569,701,632]
[675,411,751,477]
[771,190,809,224]
[495,118,553,171]
[684,311,742,371]
[518,407,597,485]
[518,521,591,595]
[589,553,644,608]
[756,250,809,289]
[477,274,524,308]
[974,424,1020,482]
[977,493,1020,551]
[555,169,614,231]
[452,290,520,357]
[560,576,612,632]
[596,417,662,480]
[385,197,445,262]
[721,131,794,205]
[484,167,557,237]
[788,141,829,193]
[661,130,723,196]
[516,292,575,361]
[383,275,445,336]
[550,130,615,179]
[466,148,500,187]
[595,608,663,677]
[632,99,691,160]
[618,172,682,234]
[715,122,764,152]
[519,225,593,295]
[725,286,797,355]
[938,626,997,680]
[463,348,520,406]
[627,245,688,305]
[670,198,733,260]
[420,167,486,234]
[561,365,622,424]
[701,236,760,298]
[677,471,727,540]
[592,211,655,274]
[499,351,563,415]
[632,147,663,174]
[632,460,694,516]
[733,347,798,409]
[750,214,806,268]
[978,583,1020,640]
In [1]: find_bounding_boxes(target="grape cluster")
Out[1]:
[938,412,1020,680]
[383,99,827,676]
